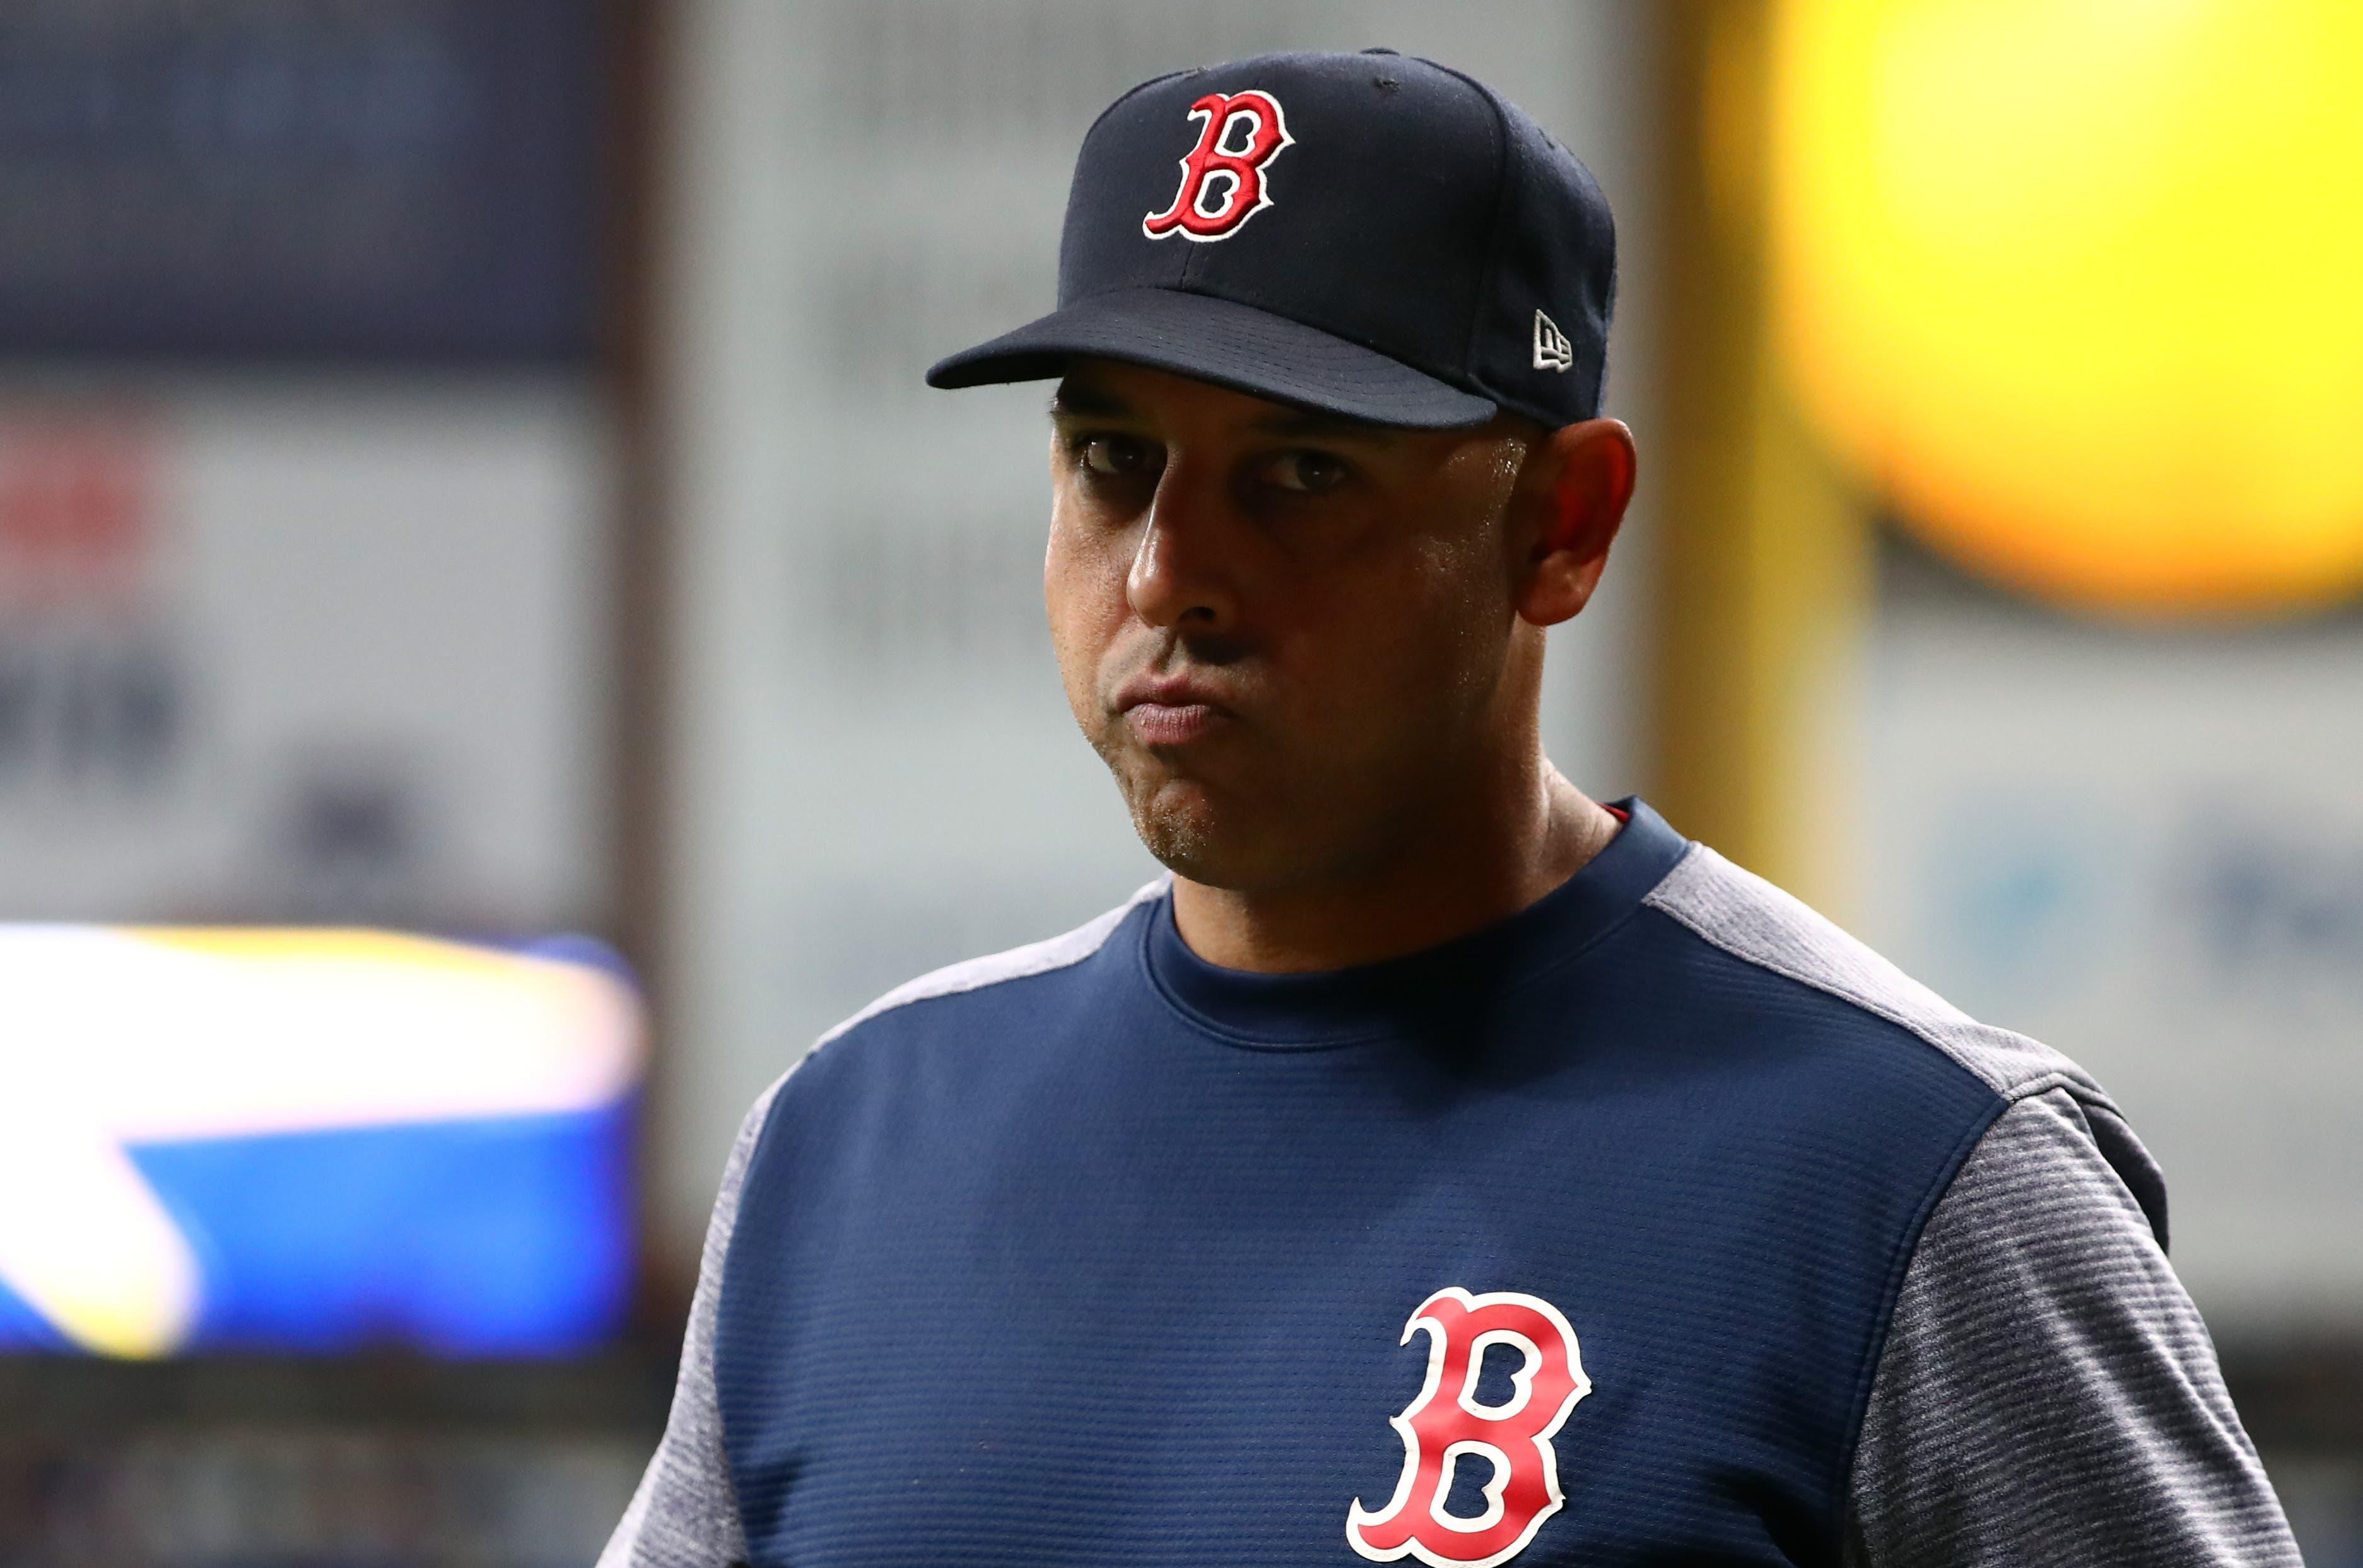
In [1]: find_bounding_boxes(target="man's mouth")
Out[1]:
[1114,673,1239,747]
[1123,701,1228,746]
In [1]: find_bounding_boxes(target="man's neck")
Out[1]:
[1168,765,1622,974]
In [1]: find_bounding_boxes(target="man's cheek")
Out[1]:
[1282,606,1414,708]
[1047,617,1106,742]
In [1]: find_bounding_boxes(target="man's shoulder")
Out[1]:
[727,879,1169,1164]
[1638,840,2099,1111]
[813,876,1170,1054]
[1639,841,2172,1245]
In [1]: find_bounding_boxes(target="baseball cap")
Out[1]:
[926,49,1617,430]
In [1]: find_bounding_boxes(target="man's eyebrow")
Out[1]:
[1245,409,1397,445]
[1048,385,1397,443]
[1048,383,1132,418]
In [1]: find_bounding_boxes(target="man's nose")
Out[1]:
[1125,455,1241,633]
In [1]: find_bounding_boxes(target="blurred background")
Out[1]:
[0,1,2356,1562]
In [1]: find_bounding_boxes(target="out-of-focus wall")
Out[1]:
[0,381,611,931]
[655,0,1662,1263]
[0,0,618,937]
[1859,551,2363,1334]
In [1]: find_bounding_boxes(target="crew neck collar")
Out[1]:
[1138,797,1692,1050]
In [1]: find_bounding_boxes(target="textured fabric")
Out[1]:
[1843,1089,2301,1568]
[1646,848,2297,1567]
[597,1082,777,1568]
[596,886,1164,1568]
[1643,845,2175,1243]
[707,804,2010,1565]
[1646,844,2106,1104]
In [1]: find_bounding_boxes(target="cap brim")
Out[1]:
[925,288,1497,430]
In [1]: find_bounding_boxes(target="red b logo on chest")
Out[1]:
[1142,90,1293,242]
[1347,1288,1592,1567]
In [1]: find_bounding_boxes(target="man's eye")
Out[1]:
[1079,435,1158,477]
[1268,450,1349,494]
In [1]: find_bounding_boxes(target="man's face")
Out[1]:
[1045,358,1540,894]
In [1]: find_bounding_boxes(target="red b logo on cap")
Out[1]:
[1347,1287,1591,1567]
[1142,90,1293,242]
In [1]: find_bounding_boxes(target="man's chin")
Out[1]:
[1123,776,1246,886]
[1124,778,1321,893]
[1127,785,1214,876]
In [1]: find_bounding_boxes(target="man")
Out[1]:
[604,50,2299,1568]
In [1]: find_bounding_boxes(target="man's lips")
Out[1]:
[1114,676,1238,746]
[1125,701,1228,746]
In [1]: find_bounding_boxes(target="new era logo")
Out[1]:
[1532,310,1574,372]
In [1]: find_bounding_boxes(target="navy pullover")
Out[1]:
[605,803,2297,1568]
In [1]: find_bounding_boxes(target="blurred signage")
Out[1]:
[0,927,642,1358]
[0,0,602,361]
[0,385,612,931]
[0,412,182,797]
[1861,570,2363,1332]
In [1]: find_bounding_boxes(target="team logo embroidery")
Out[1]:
[1532,310,1574,372]
[1347,1287,1591,1568]
[1142,90,1293,242]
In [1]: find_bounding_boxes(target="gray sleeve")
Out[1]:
[598,1080,785,1568]
[1844,1087,2301,1567]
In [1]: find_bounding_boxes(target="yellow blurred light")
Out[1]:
[1769,0,2363,616]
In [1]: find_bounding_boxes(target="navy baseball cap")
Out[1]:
[927,49,1617,430]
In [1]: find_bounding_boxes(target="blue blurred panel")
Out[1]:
[0,0,602,361]
[110,1103,636,1357]
[0,1274,73,1352]
[0,925,643,1359]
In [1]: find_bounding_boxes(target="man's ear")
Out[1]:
[1510,418,1636,628]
